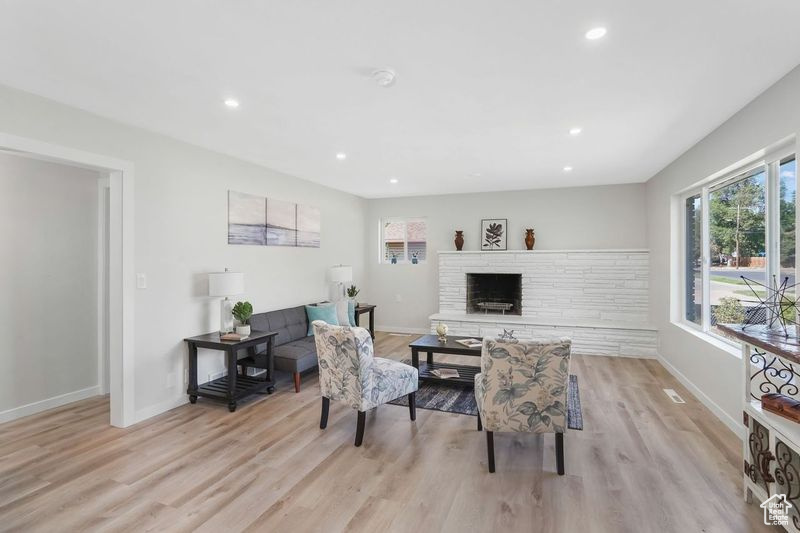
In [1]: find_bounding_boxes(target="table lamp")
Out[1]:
[329,265,352,301]
[209,268,244,333]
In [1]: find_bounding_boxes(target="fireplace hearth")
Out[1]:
[466,273,522,315]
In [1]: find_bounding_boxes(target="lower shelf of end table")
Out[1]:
[417,361,480,387]
[190,374,274,409]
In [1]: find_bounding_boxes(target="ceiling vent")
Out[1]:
[372,68,397,88]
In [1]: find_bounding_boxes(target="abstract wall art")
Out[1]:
[228,190,320,248]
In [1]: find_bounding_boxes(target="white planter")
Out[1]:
[236,325,251,336]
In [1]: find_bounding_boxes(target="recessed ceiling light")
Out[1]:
[336,153,347,160]
[585,27,607,40]
[372,68,397,88]
[569,127,582,136]
[563,166,573,172]
[224,98,240,108]
[389,178,399,184]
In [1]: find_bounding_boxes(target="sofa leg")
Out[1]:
[320,397,330,429]
[355,411,366,447]
[556,432,565,476]
[408,392,416,421]
[486,431,495,473]
[293,372,301,393]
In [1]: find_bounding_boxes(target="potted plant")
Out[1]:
[347,285,360,307]
[232,301,253,336]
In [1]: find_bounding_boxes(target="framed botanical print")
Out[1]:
[481,218,507,250]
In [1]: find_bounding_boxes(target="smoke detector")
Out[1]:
[372,68,397,88]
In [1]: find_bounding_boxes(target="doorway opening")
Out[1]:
[0,132,135,427]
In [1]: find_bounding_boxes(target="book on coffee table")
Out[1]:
[455,338,482,349]
[430,368,460,379]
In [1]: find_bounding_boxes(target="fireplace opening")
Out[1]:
[466,273,522,315]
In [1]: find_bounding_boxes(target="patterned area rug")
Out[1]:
[389,374,583,430]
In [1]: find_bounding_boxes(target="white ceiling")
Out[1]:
[2,1,800,198]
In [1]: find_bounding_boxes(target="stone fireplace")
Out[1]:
[466,273,522,315]
[431,250,658,357]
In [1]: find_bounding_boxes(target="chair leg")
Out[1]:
[354,411,366,447]
[477,411,482,431]
[293,372,301,393]
[320,397,330,429]
[486,431,495,473]
[408,392,416,421]
[556,432,565,475]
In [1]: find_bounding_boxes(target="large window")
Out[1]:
[381,218,427,263]
[682,149,796,335]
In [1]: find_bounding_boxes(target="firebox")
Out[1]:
[466,273,522,315]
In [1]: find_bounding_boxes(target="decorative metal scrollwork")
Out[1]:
[775,439,800,529]
[749,420,773,490]
[750,349,800,401]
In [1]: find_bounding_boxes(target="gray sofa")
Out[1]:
[241,305,318,392]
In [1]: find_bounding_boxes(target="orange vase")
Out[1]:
[524,229,535,250]
[454,230,464,251]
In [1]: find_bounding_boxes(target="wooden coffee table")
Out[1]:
[409,334,482,386]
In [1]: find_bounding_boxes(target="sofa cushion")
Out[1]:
[273,337,318,373]
[250,305,308,349]
[305,303,339,335]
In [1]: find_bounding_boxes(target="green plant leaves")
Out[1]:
[232,301,253,323]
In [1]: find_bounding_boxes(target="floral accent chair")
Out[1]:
[312,321,418,446]
[474,337,572,474]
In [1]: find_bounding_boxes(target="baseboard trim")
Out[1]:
[656,354,744,440]
[0,385,101,424]
[134,394,189,425]
[375,325,429,335]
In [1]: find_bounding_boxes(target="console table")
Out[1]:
[354,304,376,339]
[718,324,800,531]
[184,330,277,412]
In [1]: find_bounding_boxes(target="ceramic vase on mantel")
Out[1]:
[524,229,536,250]
[454,230,464,251]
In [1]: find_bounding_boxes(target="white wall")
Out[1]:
[0,84,367,422]
[365,184,648,332]
[645,65,800,434]
[0,152,101,418]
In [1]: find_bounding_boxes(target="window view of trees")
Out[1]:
[708,171,766,325]
[709,171,766,269]
[684,152,797,334]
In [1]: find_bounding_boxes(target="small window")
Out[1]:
[381,218,426,263]
[685,194,702,325]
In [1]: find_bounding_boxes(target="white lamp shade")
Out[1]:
[208,271,244,297]
[329,265,352,283]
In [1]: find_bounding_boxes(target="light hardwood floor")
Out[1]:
[0,333,769,532]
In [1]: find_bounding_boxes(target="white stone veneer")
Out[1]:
[432,250,657,357]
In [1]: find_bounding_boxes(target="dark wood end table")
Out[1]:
[354,304,376,339]
[408,334,483,386]
[184,330,278,412]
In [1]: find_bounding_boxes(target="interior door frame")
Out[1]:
[0,132,135,428]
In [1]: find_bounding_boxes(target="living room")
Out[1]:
[1,2,800,532]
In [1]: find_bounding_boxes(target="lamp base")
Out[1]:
[219,297,234,334]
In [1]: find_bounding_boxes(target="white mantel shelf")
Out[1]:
[437,249,649,254]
